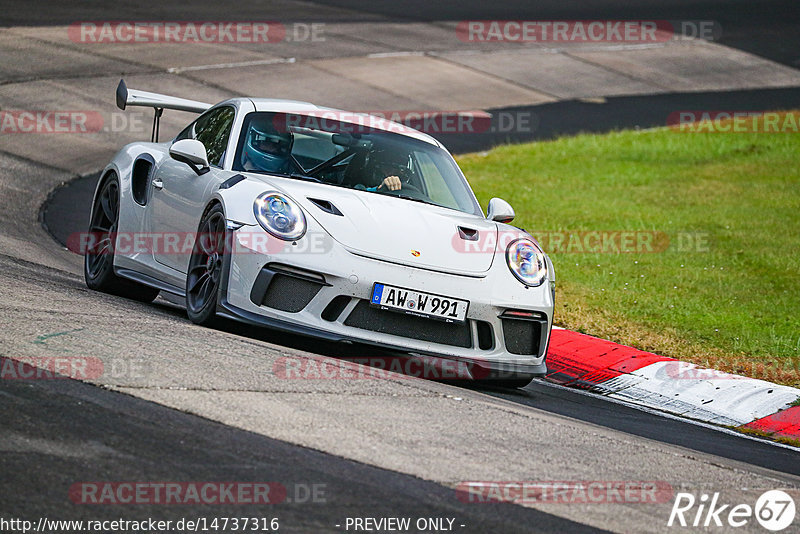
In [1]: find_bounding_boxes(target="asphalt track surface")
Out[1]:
[3,1,800,533]
[1,376,604,533]
[2,0,798,67]
[313,0,800,68]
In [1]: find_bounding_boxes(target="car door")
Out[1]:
[148,106,236,273]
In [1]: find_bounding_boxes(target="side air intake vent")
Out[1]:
[131,155,155,205]
[457,226,479,241]
[308,198,343,216]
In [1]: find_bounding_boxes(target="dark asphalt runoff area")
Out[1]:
[0,376,603,533]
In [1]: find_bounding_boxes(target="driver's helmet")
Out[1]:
[368,146,410,182]
[244,118,293,172]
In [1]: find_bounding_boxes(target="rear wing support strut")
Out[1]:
[151,108,163,143]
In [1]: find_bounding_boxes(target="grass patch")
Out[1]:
[732,426,799,447]
[736,427,772,439]
[775,436,800,447]
[457,115,800,386]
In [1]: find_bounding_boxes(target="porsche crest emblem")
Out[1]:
[411,250,421,257]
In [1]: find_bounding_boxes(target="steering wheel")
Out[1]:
[398,180,422,193]
[387,167,424,192]
[394,166,415,184]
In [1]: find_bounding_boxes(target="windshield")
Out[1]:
[233,111,482,216]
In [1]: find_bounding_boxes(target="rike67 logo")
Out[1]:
[668,490,796,531]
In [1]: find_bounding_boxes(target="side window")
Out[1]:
[176,107,236,167]
[174,122,195,142]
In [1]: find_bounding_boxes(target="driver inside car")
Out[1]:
[242,121,408,194]
[371,175,402,192]
[242,119,294,173]
[358,147,409,192]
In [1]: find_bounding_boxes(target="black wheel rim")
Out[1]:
[187,212,225,313]
[85,179,119,279]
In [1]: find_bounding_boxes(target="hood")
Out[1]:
[251,176,497,275]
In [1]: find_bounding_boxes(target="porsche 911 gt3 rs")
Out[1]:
[84,80,555,386]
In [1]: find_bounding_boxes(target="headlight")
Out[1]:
[253,192,306,241]
[506,238,547,287]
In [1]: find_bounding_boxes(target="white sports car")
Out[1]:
[84,80,555,386]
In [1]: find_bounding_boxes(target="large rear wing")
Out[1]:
[115,79,212,141]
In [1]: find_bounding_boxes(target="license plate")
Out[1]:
[370,283,469,323]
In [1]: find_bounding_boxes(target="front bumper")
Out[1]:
[220,225,554,377]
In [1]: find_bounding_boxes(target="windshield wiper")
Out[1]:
[387,193,439,207]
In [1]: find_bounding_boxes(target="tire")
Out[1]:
[185,204,227,326]
[84,173,160,303]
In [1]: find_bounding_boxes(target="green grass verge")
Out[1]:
[457,118,800,386]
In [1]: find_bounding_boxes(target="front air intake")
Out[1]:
[260,274,323,312]
[344,300,472,348]
[500,312,548,356]
[250,264,327,313]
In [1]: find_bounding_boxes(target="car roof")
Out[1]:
[232,98,442,146]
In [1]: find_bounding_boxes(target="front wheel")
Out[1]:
[84,173,160,303]
[185,204,227,326]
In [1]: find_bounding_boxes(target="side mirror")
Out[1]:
[487,197,515,223]
[170,139,210,175]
